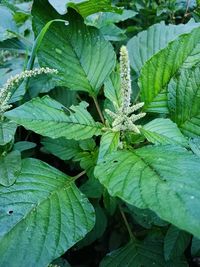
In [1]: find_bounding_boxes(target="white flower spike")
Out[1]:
[105,46,145,133]
[0,67,58,116]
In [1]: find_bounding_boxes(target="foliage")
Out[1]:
[0,0,200,266]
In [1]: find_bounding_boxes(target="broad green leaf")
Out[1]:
[139,26,200,113]
[0,158,95,267]
[141,118,188,146]
[104,70,121,109]
[94,146,200,238]
[0,120,17,146]
[76,203,107,248]
[168,67,200,137]
[98,131,120,163]
[48,0,119,17]
[164,225,191,261]
[41,137,80,160]
[100,239,166,266]
[0,150,21,186]
[5,96,102,140]
[127,20,200,74]
[32,1,116,96]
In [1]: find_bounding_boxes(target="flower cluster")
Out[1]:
[0,67,58,116]
[105,46,146,133]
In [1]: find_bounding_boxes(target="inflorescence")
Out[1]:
[0,67,58,116]
[105,46,146,133]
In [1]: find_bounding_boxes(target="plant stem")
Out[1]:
[92,96,105,124]
[119,205,136,241]
[73,170,86,181]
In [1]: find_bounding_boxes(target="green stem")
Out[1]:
[93,96,105,124]
[73,170,86,181]
[119,205,136,241]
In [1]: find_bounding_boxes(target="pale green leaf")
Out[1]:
[104,70,122,109]
[95,146,200,238]
[141,118,188,146]
[164,225,191,261]
[0,150,21,186]
[189,138,200,157]
[127,20,200,74]
[0,158,95,267]
[98,131,120,163]
[32,1,116,96]
[13,141,36,152]
[48,0,119,17]
[41,137,81,160]
[0,120,17,146]
[168,67,200,137]
[5,96,102,140]
[139,26,200,113]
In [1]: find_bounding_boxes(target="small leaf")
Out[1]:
[95,146,200,238]
[0,120,17,146]
[141,118,188,146]
[164,225,191,261]
[168,66,200,137]
[100,239,166,266]
[0,150,21,186]
[191,237,200,257]
[48,0,119,17]
[104,70,122,109]
[41,137,81,160]
[0,158,95,267]
[5,96,102,140]
[98,131,120,163]
[13,141,36,152]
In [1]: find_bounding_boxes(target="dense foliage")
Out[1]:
[1,0,200,266]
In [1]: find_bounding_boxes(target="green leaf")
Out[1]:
[32,1,116,96]
[127,205,168,229]
[164,225,191,261]
[0,150,21,186]
[94,146,200,238]
[48,0,119,17]
[0,5,17,41]
[104,70,122,109]
[168,67,200,137]
[139,26,200,113]
[127,20,200,74]
[41,137,81,160]
[191,237,200,256]
[100,239,166,266]
[13,141,36,152]
[0,120,17,146]
[0,158,95,267]
[141,118,188,146]
[98,131,120,163]
[76,203,107,248]
[5,96,102,140]
[189,138,200,157]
